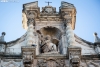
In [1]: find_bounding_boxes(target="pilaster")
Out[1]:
[23,2,40,55]
[63,11,81,67]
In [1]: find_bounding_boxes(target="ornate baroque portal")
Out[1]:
[0,1,100,67]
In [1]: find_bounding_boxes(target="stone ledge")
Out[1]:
[36,53,67,59]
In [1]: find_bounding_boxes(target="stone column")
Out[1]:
[25,18,39,55]
[26,18,35,46]
[61,34,68,54]
[64,14,75,46]
[66,22,75,46]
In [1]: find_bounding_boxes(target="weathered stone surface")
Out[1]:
[0,1,100,67]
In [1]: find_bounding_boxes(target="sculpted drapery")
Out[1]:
[39,35,57,53]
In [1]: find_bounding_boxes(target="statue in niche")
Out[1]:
[40,35,57,53]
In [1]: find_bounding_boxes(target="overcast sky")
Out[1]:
[0,0,100,43]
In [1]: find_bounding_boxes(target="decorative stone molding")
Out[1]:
[3,61,19,67]
[41,6,56,14]
[37,58,67,67]
[85,60,100,67]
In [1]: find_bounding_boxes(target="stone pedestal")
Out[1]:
[36,53,67,67]
[21,46,36,67]
[68,46,81,67]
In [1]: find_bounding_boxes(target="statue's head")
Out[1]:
[46,35,51,40]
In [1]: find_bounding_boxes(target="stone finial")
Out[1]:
[94,32,100,42]
[94,32,97,36]
[2,32,6,36]
[0,32,6,42]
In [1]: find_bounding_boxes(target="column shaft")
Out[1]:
[66,22,75,46]
[26,23,34,46]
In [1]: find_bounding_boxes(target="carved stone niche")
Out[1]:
[68,46,81,67]
[21,46,36,64]
[37,26,62,53]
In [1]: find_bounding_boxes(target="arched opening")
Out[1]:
[36,26,62,53]
[38,26,62,45]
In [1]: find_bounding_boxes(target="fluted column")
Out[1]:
[64,15,75,46]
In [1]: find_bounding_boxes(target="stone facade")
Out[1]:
[0,1,100,67]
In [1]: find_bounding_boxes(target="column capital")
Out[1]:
[63,14,72,25]
[27,18,35,26]
[26,10,37,27]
